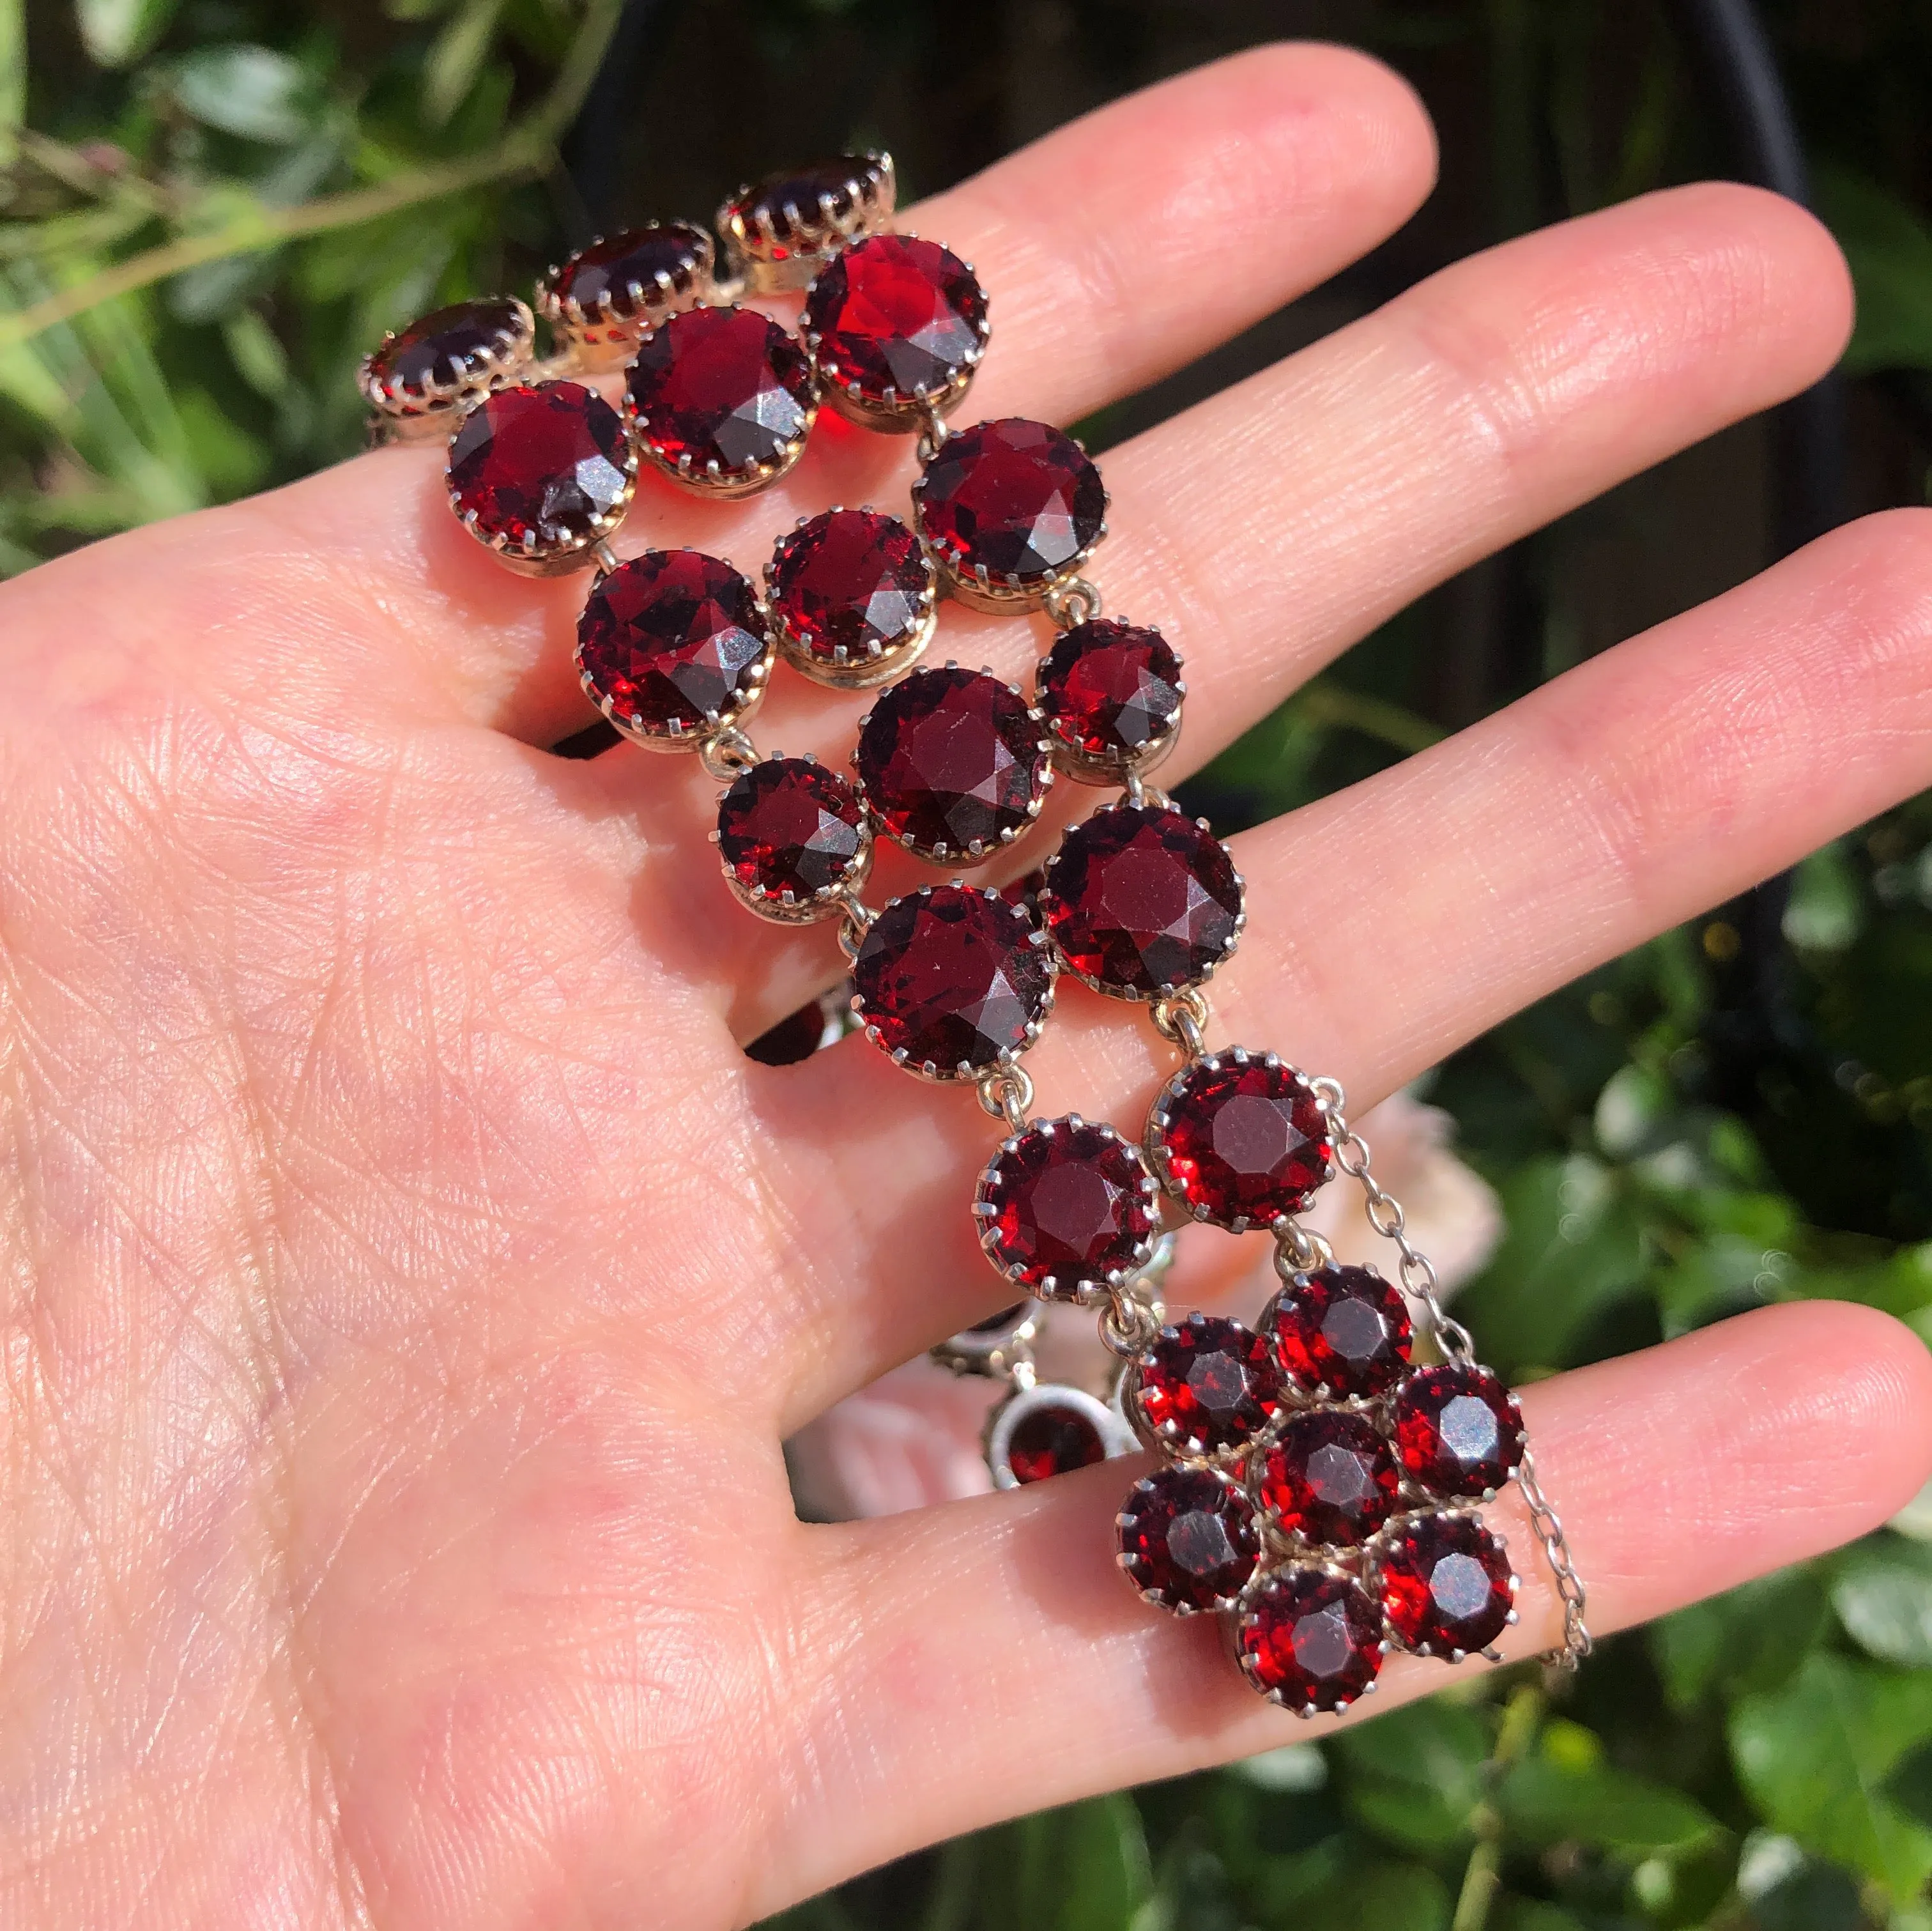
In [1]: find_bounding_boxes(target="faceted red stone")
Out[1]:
[976,1117,1158,1296]
[1043,804,1243,997]
[854,665,1051,860]
[767,509,932,667]
[1253,1411,1400,1548]
[716,757,868,905]
[1006,1399,1108,1485]
[447,381,631,553]
[804,233,988,405]
[1237,1569,1384,1711]
[728,156,882,261]
[1133,1314,1282,1457]
[1116,1465,1259,1613]
[1149,1053,1333,1231]
[914,418,1107,590]
[1377,1512,1516,1656]
[553,223,709,318]
[577,549,768,738]
[850,885,1054,1075]
[625,307,816,482]
[1262,1265,1413,1399]
[1037,620,1184,767]
[369,298,525,399]
[1392,1365,1525,1500]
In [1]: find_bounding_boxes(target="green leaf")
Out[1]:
[169,45,324,144]
[1333,1701,1487,1853]
[1731,1652,1932,1898]
[1885,1739,1932,1831]
[424,0,508,127]
[0,0,24,146]
[75,0,181,67]
[1784,843,1865,953]
[1650,1567,1831,1709]
[1832,1537,1932,1667]
[1816,165,1932,376]
[1495,1754,1721,1854]
[1003,1796,1153,1931]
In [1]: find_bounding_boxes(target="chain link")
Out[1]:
[696,724,760,783]
[1273,1219,1337,1277]
[1150,985,1209,1058]
[834,892,875,964]
[975,1063,1034,1137]
[1516,1443,1593,1668]
[914,399,951,466]
[1099,1279,1164,1359]
[1042,576,1103,629]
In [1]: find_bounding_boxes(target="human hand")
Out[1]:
[4,44,1931,1931]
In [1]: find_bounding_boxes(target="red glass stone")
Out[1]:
[1133,1313,1282,1457]
[1378,1512,1516,1656]
[767,509,933,668]
[447,381,631,555]
[1116,1465,1259,1613]
[625,306,816,484]
[1006,1399,1108,1484]
[553,223,709,319]
[1237,1569,1384,1711]
[854,665,1051,860]
[1262,1265,1413,1399]
[578,549,768,739]
[728,156,882,261]
[1149,1052,1333,1231]
[804,233,988,406]
[369,297,525,400]
[976,1117,1158,1297]
[1392,1365,1525,1500]
[1253,1411,1400,1548]
[1037,620,1184,769]
[914,418,1107,590]
[716,757,868,906]
[850,885,1054,1076]
[1043,803,1243,997]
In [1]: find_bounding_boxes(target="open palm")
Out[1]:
[4,45,1931,1931]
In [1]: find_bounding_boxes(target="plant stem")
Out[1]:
[1294,679,1446,756]
[1452,1684,1545,1931]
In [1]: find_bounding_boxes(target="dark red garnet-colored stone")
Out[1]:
[1392,1365,1525,1500]
[716,757,867,904]
[554,224,707,318]
[1238,1569,1384,1711]
[1043,804,1243,997]
[1262,1265,1413,1399]
[1037,620,1184,765]
[854,665,1050,859]
[625,307,816,481]
[371,298,525,398]
[1117,1465,1259,1612]
[1006,1399,1108,1485]
[1254,1411,1400,1548]
[1378,1513,1516,1655]
[730,157,880,259]
[804,233,988,404]
[915,418,1107,589]
[769,509,931,665]
[1152,1054,1333,1230]
[578,550,767,737]
[851,885,1052,1075]
[977,1118,1156,1295]
[447,381,630,552]
[1133,1314,1282,1457]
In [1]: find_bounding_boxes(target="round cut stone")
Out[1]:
[1133,1314,1282,1458]
[1117,1465,1259,1613]
[1392,1365,1525,1499]
[1253,1411,1400,1548]
[1237,1569,1384,1711]
[716,757,868,907]
[368,297,526,400]
[1043,804,1243,997]
[1149,1054,1333,1230]
[1005,1399,1108,1485]
[625,306,816,484]
[854,665,1050,860]
[1262,1265,1413,1399]
[804,233,988,405]
[553,223,707,319]
[578,549,768,739]
[914,417,1107,590]
[1378,1513,1516,1656]
[768,509,933,668]
[1037,620,1184,770]
[851,885,1053,1076]
[976,1117,1158,1297]
[447,381,631,555]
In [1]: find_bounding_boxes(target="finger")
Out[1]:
[750,508,1932,1429]
[752,1302,1932,1919]
[604,177,1852,1045]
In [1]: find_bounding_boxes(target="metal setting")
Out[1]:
[1234,1563,1388,1715]
[986,1380,1136,1491]
[710,750,876,926]
[930,1301,1040,1379]
[1361,1509,1520,1665]
[765,507,939,690]
[1122,1310,1280,1467]
[535,220,717,370]
[1258,1261,1408,1410]
[1115,1464,1256,1616]
[360,296,535,442]
[1038,622,1188,787]
[718,151,896,293]
[574,597,776,751]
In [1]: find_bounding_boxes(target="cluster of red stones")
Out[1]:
[1112,1259,1525,1714]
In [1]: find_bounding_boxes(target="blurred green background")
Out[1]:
[8,1,1932,1927]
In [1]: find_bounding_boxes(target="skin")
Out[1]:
[1,40,1931,1931]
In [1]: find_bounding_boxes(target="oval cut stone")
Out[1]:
[1133,1313,1282,1458]
[914,417,1106,591]
[1237,1569,1384,1711]
[1006,1399,1109,1485]
[577,549,768,739]
[1043,803,1243,997]
[767,509,933,670]
[1148,1052,1333,1230]
[552,223,709,319]
[1262,1265,1413,1399]
[716,757,868,908]
[367,297,526,401]
[851,885,1053,1077]
[625,306,816,486]
[804,233,988,406]
[447,380,631,557]
[726,155,886,262]
[1037,620,1184,773]
[1117,1465,1259,1613]
[1392,1365,1524,1499]
[1253,1410,1400,1548]
[1377,1512,1516,1656]
[976,1117,1158,1298]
